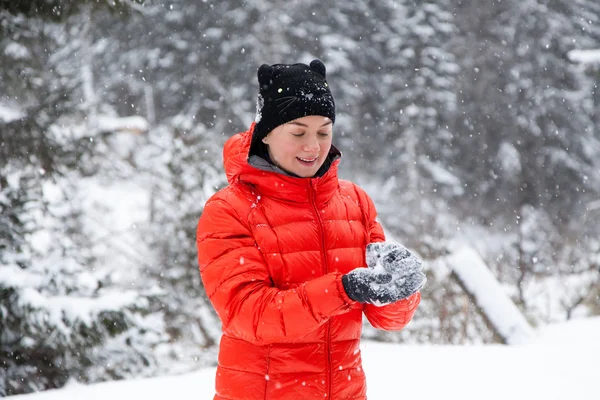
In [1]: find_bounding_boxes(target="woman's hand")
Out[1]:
[342,242,426,306]
[366,242,423,275]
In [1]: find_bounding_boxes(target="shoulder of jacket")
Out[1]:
[337,180,377,225]
[204,182,259,217]
[338,179,367,201]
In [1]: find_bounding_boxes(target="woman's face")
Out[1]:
[262,115,333,178]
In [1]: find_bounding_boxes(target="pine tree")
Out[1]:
[142,118,225,361]
[448,0,600,325]
[451,0,599,223]
[0,2,165,394]
[374,0,460,239]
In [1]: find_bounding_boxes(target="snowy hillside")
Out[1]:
[15,318,600,400]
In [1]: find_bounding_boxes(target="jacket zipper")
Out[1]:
[308,181,332,398]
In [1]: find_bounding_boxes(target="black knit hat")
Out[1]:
[250,59,335,157]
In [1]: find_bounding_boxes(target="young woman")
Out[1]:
[196,59,426,400]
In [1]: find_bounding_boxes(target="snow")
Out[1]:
[522,272,599,323]
[4,41,31,59]
[497,142,522,175]
[14,317,600,400]
[73,176,154,289]
[80,179,149,236]
[419,156,464,195]
[255,94,264,123]
[18,289,142,335]
[0,103,24,122]
[96,115,149,134]
[532,316,600,349]
[567,49,600,65]
[444,245,534,345]
[0,264,44,289]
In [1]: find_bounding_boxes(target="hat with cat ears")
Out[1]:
[250,59,335,157]
[257,59,328,85]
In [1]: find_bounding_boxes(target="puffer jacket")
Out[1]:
[196,123,420,400]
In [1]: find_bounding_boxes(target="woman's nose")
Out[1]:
[304,138,320,152]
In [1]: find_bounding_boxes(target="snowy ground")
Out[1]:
[15,317,600,400]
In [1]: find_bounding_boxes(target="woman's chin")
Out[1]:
[293,160,322,177]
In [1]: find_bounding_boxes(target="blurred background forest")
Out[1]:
[1,0,599,396]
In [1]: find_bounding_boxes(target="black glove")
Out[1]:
[342,242,426,305]
[342,268,399,304]
[366,242,426,298]
[366,242,423,276]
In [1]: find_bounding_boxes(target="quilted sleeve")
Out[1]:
[355,186,421,331]
[197,196,354,345]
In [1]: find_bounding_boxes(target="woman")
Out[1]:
[196,59,426,400]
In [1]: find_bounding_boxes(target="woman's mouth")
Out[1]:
[297,157,318,166]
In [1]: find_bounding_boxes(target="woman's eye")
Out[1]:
[318,132,330,137]
[292,133,304,137]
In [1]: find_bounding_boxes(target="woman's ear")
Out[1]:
[261,134,270,144]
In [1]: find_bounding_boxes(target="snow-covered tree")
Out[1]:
[371,0,460,242]
[0,3,166,395]
[140,117,225,360]
[0,172,164,395]
[450,0,599,223]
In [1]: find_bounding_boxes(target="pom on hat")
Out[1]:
[250,59,335,157]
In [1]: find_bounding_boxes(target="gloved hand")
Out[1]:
[366,242,423,275]
[342,267,398,305]
[366,241,426,298]
[342,242,426,305]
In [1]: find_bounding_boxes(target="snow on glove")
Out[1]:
[365,242,427,298]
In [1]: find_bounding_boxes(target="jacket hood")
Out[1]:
[223,123,342,204]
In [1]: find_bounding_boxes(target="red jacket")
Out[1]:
[197,124,420,400]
